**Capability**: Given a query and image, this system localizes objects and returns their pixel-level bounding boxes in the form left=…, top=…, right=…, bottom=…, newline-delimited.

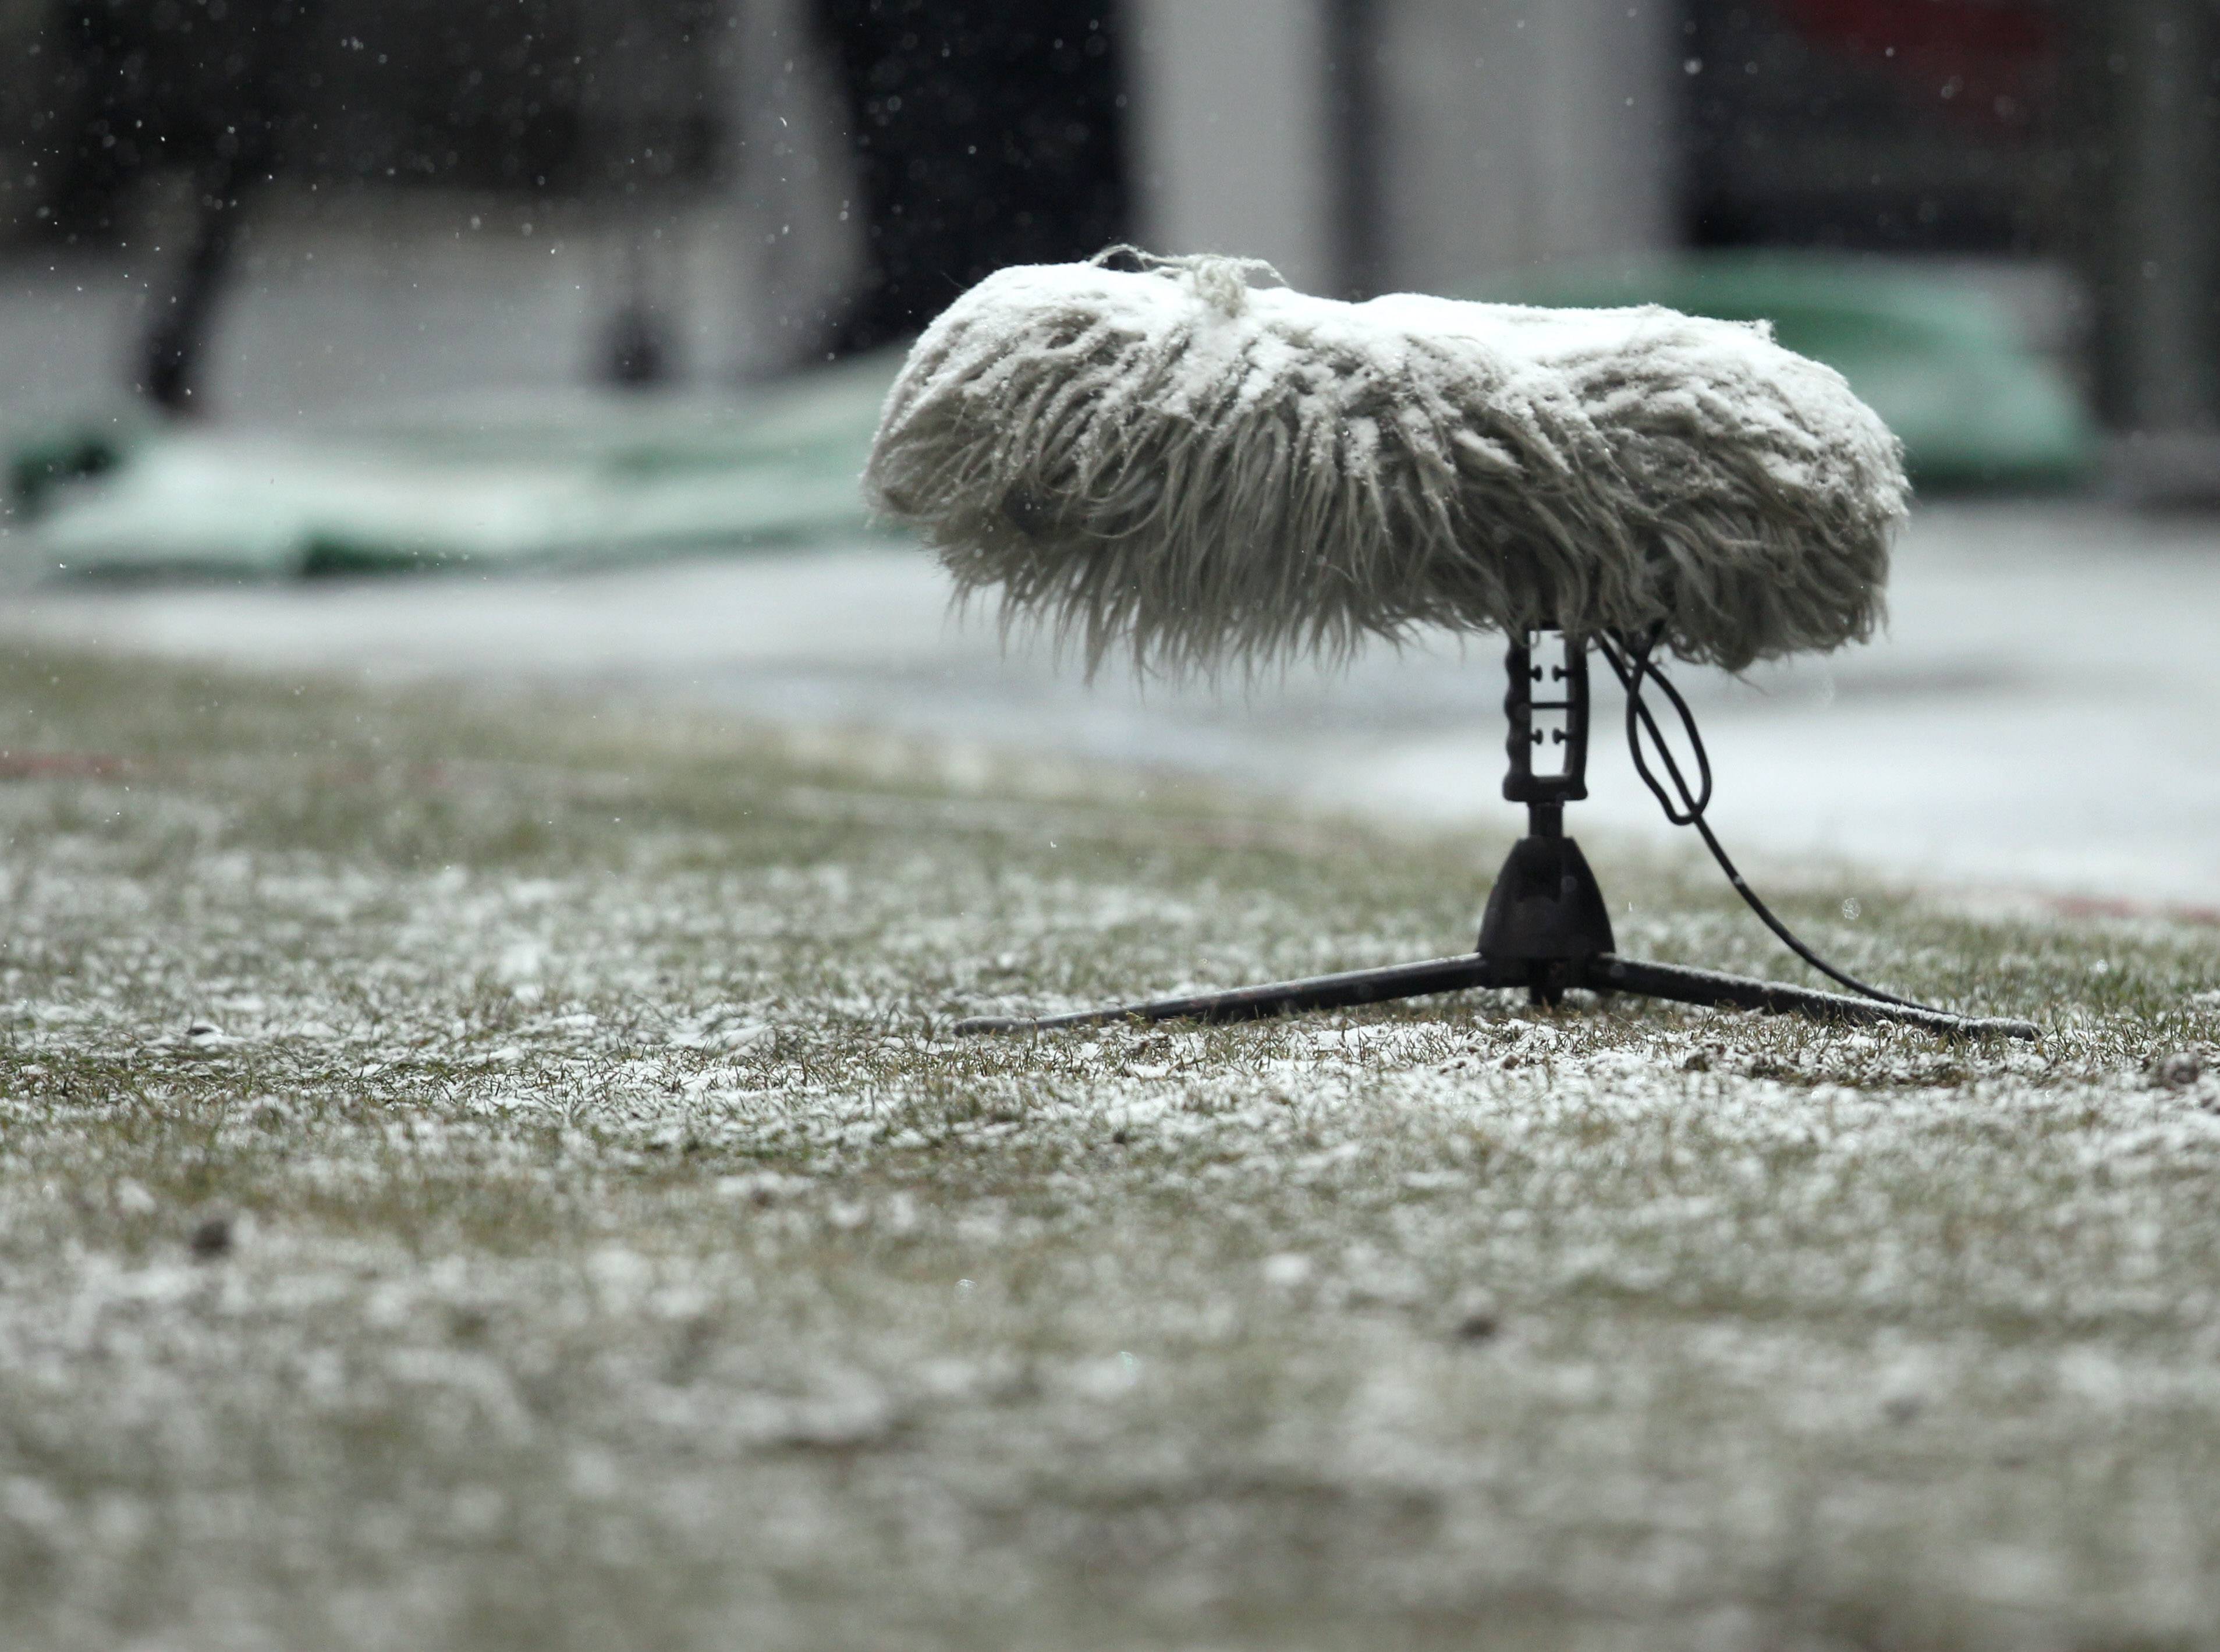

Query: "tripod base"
left=952, top=825, right=2039, bottom=1041
left=953, top=633, right=2040, bottom=1041
left=952, top=949, right=2037, bottom=1040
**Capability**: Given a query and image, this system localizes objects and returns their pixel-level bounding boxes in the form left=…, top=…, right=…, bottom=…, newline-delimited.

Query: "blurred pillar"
left=1370, top=0, right=1679, bottom=293
left=2073, top=0, right=2220, bottom=449
left=730, top=0, right=865, bottom=373
left=1326, top=0, right=1386, bottom=297
left=1111, top=0, right=1676, bottom=300
left=1126, top=0, right=1339, bottom=293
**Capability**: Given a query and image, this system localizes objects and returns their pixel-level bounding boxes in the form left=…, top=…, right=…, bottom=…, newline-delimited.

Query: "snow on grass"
left=0, top=641, right=2216, bottom=1650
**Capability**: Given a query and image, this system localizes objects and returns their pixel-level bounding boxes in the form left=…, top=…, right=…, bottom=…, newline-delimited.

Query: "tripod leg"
left=1587, top=955, right=2038, bottom=1040
left=954, top=952, right=1522, bottom=1034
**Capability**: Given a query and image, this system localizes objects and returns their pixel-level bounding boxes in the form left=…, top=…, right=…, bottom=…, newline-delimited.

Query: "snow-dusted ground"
left=1, top=526, right=2215, bottom=1652
left=0, top=674, right=2198, bottom=1651
left=2, top=498, right=2215, bottom=914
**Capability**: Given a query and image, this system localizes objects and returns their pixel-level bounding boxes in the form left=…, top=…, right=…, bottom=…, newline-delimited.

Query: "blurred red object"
left=1769, top=0, right=2058, bottom=127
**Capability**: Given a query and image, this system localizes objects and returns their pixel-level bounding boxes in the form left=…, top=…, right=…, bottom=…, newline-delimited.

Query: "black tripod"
left=955, top=630, right=2038, bottom=1041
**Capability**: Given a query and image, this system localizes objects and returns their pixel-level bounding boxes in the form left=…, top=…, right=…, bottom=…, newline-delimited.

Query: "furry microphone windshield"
left=864, top=251, right=1908, bottom=676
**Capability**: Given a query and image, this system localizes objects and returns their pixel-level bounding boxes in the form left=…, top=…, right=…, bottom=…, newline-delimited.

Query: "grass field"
left=1, top=640, right=2217, bottom=1651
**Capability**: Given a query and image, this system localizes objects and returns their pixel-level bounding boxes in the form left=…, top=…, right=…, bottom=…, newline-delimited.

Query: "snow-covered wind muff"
left=866, top=249, right=2037, bottom=1041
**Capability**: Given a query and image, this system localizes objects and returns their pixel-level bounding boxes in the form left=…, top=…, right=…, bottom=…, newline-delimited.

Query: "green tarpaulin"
left=1474, top=251, right=2096, bottom=488
left=2, top=254, right=2094, bottom=583
left=2, top=348, right=903, bottom=578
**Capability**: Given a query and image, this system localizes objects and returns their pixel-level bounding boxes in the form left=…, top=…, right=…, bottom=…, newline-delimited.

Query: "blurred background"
left=9, top=0, right=2203, bottom=454
left=2, top=0, right=2218, bottom=914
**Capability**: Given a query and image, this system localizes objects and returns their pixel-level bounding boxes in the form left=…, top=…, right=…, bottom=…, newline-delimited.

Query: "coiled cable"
left=1591, top=628, right=1949, bottom=1016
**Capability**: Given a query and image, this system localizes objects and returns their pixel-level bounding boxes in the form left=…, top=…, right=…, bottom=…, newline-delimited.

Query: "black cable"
left=1593, top=629, right=1949, bottom=1015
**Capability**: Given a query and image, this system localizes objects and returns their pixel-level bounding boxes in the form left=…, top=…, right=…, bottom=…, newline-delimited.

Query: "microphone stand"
left=955, top=630, right=2037, bottom=1041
